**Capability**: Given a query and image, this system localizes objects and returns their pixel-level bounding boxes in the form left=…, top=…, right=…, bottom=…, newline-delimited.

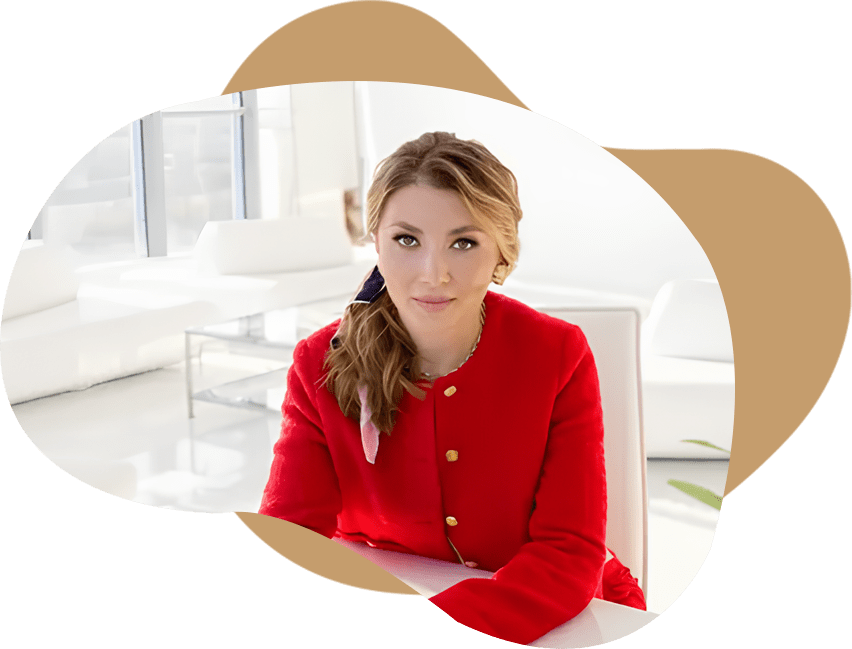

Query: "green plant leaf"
left=667, top=479, right=723, bottom=510
left=681, top=439, right=731, bottom=454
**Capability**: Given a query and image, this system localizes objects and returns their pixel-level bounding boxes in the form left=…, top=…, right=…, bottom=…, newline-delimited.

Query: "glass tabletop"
left=192, top=367, right=289, bottom=413
left=184, top=295, right=351, bottom=417
left=185, top=295, right=349, bottom=348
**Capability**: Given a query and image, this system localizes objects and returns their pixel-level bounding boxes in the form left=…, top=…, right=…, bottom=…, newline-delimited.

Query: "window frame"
left=28, top=90, right=262, bottom=256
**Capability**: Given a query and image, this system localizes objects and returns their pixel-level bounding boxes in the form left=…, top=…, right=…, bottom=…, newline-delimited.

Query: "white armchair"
left=538, top=307, right=648, bottom=596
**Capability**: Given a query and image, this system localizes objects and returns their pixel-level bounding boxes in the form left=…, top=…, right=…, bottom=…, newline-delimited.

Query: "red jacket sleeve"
left=429, top=329, right=607, bottom=645
left=258, top=339, right=341, bottom=538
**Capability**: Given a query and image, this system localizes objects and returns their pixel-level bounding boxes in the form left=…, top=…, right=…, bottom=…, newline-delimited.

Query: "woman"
left=259, top=132, right=645, bottom=645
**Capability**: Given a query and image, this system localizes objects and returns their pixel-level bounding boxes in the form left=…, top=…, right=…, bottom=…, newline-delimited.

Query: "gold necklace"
left=421, top=302, right=486, bottom=379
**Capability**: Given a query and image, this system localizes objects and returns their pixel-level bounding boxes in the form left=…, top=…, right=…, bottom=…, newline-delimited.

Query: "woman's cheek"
left=466, top=255, right=496, bottom=285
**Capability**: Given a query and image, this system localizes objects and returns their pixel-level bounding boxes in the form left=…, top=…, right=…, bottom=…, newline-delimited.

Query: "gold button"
left=445, top=516, right=458, bottom=526
left=445, top=450, right=459, bottom=462
left=444, top=386, right=457, bottom=397
left=464, top=561, right=479, bottom=569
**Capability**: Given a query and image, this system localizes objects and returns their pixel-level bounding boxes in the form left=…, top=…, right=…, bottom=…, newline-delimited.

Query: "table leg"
left=185, top=332, right=194, bottom=419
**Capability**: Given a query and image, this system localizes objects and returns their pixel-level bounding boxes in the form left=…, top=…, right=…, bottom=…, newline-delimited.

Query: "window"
left=161, top=94, right=242, bottom=255
left=34, top=123, right=136, bottom=263
left=31, top=91, right=268, bottom=260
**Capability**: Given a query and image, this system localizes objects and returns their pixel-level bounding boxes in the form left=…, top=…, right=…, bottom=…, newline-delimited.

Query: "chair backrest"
left=537, top=306, right=648, bottom=595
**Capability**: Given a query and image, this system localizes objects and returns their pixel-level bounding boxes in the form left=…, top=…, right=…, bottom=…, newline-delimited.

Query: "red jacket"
left=259, top=291, right=645, bottom=644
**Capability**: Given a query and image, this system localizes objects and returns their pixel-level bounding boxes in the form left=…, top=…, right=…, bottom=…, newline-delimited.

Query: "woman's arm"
left=429, top=328, right=607, bottom=645
left=259, top=339, right=342, bottom=539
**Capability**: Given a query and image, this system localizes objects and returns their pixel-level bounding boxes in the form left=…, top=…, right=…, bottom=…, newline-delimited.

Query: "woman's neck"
left=411, top=304, right=484, bottom=379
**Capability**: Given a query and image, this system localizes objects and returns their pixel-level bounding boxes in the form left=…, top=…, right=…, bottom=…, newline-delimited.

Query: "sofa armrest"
left=643, top=279, right=733, bottom=363
left=2, top=241, right=79, bottom=321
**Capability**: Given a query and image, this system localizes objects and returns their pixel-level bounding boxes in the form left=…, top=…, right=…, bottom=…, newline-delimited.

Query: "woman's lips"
left=413, top=297, right=454, bottom=313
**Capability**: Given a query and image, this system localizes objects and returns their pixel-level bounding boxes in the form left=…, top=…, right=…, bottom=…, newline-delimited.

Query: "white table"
left=334, top=539, right=657, bottom=647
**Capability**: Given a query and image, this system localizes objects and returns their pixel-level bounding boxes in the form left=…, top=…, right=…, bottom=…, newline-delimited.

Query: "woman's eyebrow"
left=387, top=221, right=483, bottom=236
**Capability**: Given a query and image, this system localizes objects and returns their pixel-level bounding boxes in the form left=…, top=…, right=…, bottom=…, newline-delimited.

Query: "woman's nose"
left=420, top=250, right=451, bottom=285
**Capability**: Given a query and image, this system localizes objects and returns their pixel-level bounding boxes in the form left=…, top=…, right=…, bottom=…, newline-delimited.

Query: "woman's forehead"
left=379, top=185, right=477, bottom=231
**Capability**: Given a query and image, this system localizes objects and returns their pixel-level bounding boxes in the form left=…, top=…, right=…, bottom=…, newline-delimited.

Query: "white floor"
left=10, top=351, right=728, bottom=615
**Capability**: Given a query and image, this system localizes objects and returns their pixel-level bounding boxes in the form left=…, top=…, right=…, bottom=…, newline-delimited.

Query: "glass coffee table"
left=184, top=295, right=348, bottom=418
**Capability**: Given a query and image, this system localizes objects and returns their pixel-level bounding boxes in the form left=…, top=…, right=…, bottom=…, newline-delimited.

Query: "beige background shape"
left=222, top=1, right=527, bottom=108
left=605, top=148, right=850, bottom=495
left=237, top=513, right=418, bottom=594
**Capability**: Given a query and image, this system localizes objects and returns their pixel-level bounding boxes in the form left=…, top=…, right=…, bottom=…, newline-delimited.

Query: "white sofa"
left=1, top=216, right=375, bottom=405
left=640, top=280, right=734, bottom=458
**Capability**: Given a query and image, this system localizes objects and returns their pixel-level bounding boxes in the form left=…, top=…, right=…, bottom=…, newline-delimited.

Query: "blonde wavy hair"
left=323, top=132, right=522, bottom=434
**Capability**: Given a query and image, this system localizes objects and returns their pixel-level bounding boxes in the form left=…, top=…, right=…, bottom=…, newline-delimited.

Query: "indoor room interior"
left=1, top=81, right=732, bottom=622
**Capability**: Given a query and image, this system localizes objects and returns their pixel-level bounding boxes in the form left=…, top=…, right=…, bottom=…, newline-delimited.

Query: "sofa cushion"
left=644, top=279, right=733, bottom=363
left=2, top=241, right=80, bottom=321
left=193, top=216, right=354, bottom=276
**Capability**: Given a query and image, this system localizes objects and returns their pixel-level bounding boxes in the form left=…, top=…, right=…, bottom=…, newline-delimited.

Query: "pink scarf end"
left=357, top=384, right=380, bottom=464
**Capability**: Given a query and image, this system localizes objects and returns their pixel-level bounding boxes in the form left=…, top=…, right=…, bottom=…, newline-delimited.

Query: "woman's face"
left=375, top=184, right=500, bottom=335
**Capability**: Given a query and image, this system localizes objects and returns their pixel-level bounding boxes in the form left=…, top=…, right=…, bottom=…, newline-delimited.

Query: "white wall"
left=357, top=81, right=716, bottom=302
left=257, top=85, right=297, bottom=220
left=290, top=82, right=359, bottom=214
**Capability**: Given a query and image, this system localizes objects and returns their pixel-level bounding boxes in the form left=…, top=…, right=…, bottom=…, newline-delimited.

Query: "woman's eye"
left=394, top=234, right=418, bottom=247
left=392, top=235, right=476, bottom=249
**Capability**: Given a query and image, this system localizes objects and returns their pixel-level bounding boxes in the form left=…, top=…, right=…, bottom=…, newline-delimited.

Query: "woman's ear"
left=372, top=231, right=380, bottom=255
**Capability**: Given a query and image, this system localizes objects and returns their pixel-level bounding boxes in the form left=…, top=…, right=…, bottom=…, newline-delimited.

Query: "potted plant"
left=667, top=440, right=730, bottom=510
